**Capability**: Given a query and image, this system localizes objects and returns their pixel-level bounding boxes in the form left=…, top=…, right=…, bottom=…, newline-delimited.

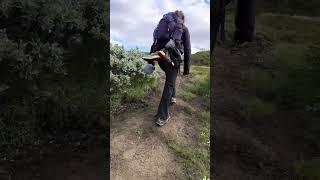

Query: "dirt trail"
left=111, top=69, right=200, bottom=180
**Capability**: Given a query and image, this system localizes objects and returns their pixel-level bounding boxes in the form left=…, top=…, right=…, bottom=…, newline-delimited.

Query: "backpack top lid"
left=163, top=12, right=175, bottom=22
left=163, top=12, right=184, bottom=23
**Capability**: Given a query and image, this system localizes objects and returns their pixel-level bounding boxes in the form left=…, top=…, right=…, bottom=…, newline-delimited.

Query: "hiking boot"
left=156, top=116, right=171, bottom=127
left=170, top=97, right=177, bottom=105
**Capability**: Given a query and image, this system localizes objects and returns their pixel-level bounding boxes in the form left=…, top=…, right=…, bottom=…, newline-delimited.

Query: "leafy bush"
left=0, top=0, right=107, bottom=153
left=110, top=44, right=158, bottom=112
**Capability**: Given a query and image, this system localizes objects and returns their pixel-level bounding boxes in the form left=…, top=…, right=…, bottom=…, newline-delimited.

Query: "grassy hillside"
left=191, top=51, right=210, bottom=66
left=257, top=0, right=320, bottom=17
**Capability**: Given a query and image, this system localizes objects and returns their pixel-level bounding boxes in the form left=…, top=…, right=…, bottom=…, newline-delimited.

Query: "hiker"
left=149, top=10, right=191, bottom=126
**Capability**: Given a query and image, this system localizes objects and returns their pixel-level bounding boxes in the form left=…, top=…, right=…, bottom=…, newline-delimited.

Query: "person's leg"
left=234, top=0, right=256, bottom=44
left=172, top=86, right=176, bottom=98
left=157, top=67, right=178, bottom=121
left=220, top=0, right=226, bottom=42
left=156, top=84, right=172, bottom=120
left=170, top=84, right=177, bottom=105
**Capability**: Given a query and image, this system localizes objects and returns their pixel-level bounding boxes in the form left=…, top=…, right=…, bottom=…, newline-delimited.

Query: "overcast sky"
left=110, top=0, right=210, bottom=53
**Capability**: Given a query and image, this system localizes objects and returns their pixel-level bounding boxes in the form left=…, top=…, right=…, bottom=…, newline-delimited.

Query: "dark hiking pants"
left=234, top=0, right=256, bottom=43
left=150, top=40, right=179, bottom=120
left=157, top=64, right=178, bottom=120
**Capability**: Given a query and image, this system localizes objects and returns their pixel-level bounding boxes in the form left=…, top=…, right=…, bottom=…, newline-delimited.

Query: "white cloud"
left=110, top=37, right=122, bottom=46
left=110, top=0, right=210, bottom=54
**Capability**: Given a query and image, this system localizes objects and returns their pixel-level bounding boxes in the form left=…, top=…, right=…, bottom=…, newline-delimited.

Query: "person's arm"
left=183, top=27, right=191, bottom=75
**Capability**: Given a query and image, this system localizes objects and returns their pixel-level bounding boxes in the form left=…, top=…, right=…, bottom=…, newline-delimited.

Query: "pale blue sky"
left=110, top=0, right=210, bottom=53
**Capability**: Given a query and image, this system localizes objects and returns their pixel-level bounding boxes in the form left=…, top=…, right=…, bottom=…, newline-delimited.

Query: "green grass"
left=225, top=11, right=320, bottom=177
left=192, top=66, right=210, bottom=75
left=293, top=159, right=320, bottom=180
left=186, top=75, right=209, bottom=97
left=256, top=0, right=320, bottom=17
left=184, top=92, right=197, bottom=101
left=256, top=14, right=320, bottom=44
left=226, top=12, right=320, bottom=44
left=169, top=109, right=210, bottom=179
left=169, top=142, right=209, bottom=180
left=170, top=111, right=210, bottom=179
left=184, top=66, right=210, bottom=98
left=200, top=111, right=210, bottom=123
left=239, top=96, right=275, bottom=123
left=111, top=77, right=158, bottom=112
left=171, top=65, right=210, bottom=179
left=226, top=12, right=320, bottom=111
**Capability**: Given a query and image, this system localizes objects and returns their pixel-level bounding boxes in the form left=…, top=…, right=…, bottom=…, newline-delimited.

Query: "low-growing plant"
left=186, top=75, right=210, bottom=97
left=169, top=143, right=209, bottom=180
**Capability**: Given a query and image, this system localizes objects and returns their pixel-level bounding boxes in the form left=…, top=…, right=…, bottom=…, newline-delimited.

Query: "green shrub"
left=110, top=44, right=158, bottom=112
left=0, top=0, right=107, bottom=152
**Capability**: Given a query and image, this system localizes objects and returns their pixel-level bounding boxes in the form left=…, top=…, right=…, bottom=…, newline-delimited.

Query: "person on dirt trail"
left=149, top=10, right=191, bottom=127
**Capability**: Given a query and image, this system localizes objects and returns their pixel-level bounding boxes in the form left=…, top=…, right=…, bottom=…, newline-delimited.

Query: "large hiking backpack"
left=153, top=12, right=184, bottom=44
